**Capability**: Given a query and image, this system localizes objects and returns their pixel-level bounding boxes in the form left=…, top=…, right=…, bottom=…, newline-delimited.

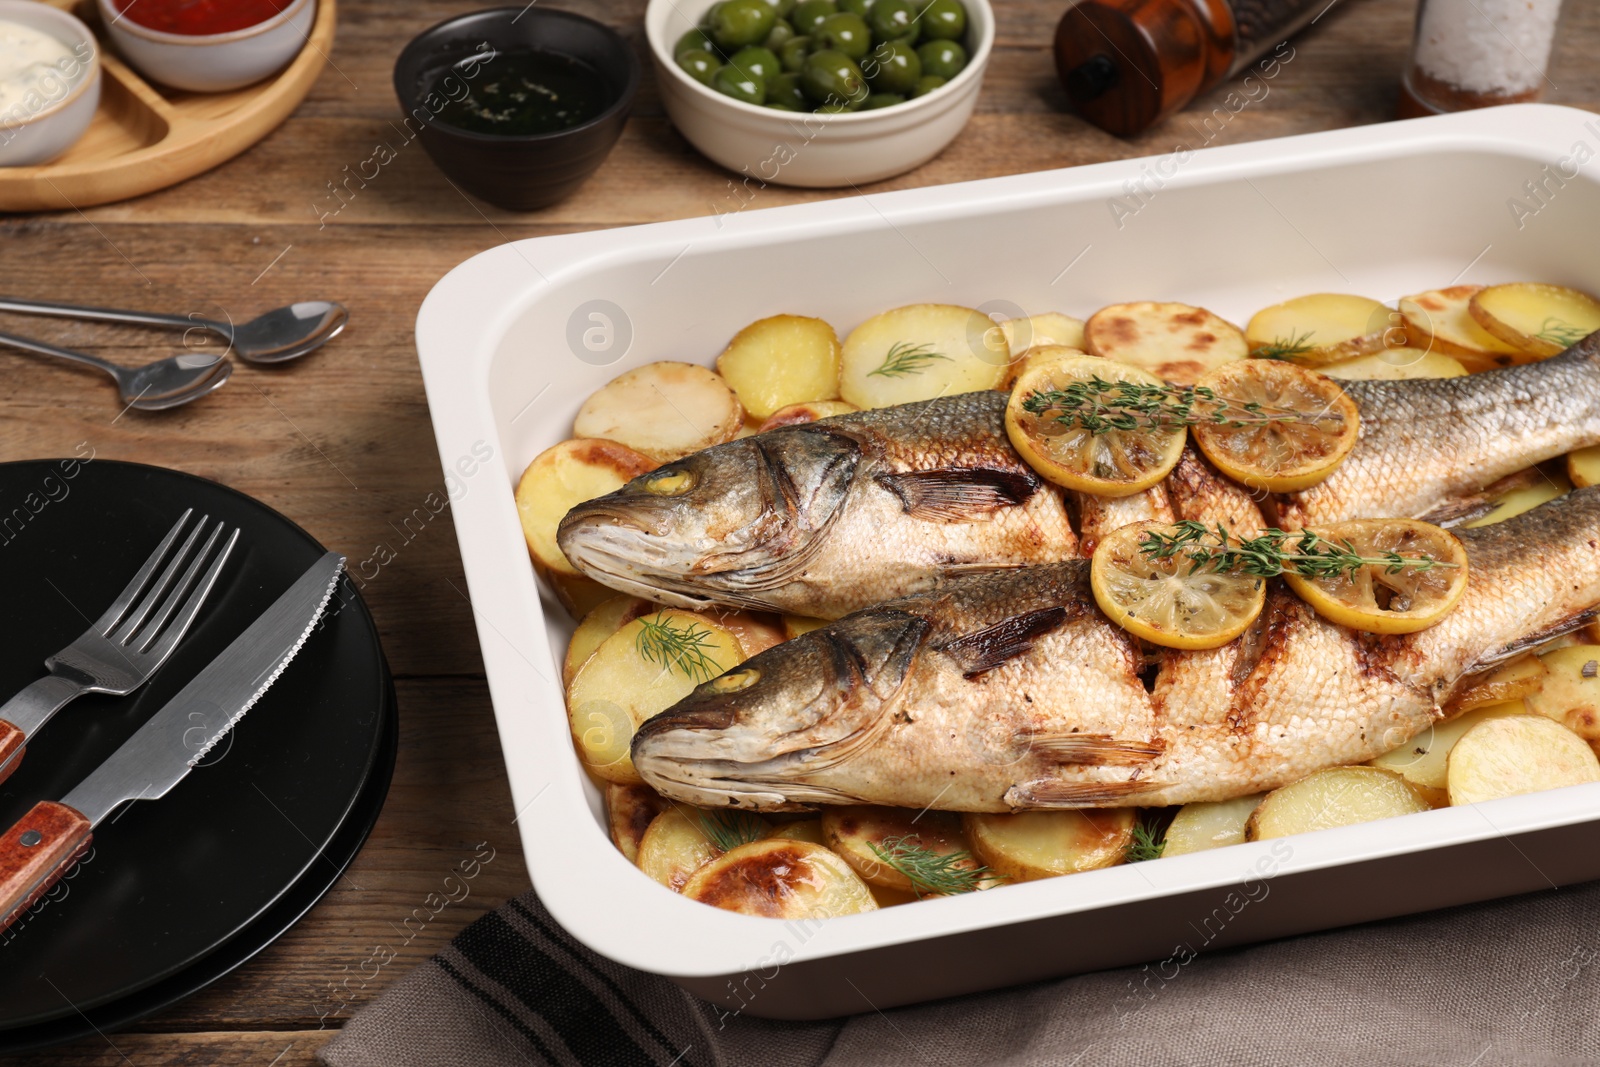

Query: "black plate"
left=0, top=681, right=396, bottom=1053
left=0, top=460, right=392, bottom=1030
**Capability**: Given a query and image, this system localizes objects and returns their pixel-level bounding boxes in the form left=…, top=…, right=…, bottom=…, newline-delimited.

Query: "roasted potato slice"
left=1245, top=293, right=1393, bottom=365
left=1445, top=654, right=1547, bottom=715
left=716, top=315, right=843, bottom=420
left=638, top=807, right=718, bottom=890
left=1369, top=701, right=1530, bottom=794
left=1569, top=446, right=1600, bottom=489
left=573, top=361, right=743, bottom=463
left=1447, top=715, right=1600, bottom=806
left=840, top=304, right=1010, bottom=408
left=757, top=400, right=857, bottom=431
left=962, top=809, right=1135, bottom=882
left=516, top=438, right=655, bottom=578
left=1461, top=469, right=1570, bottom=528
left=1000, top=312, right=1086, bottom=360
left=566, top=610, right=742, bottom=783
left=706, top=609, right=787, bottom=658
left=1320, top=348, right=1467, bottom=380
left=1469, top=283, right=1600, bottom=358
left=682, top=839, right=878, bottom=918
left=607, top=783, right=672, bottom=865
left=769, top=819, right=827, bottom=845
left=564, top=595, right=653, bottom=688
left=538, top=565, right=618, bottom=620
left=822, top=807, right=988, bottom=894
left=997, top=344, right=1094, bottom=390
left=783, top=615, right=829, bottom=640
left=1246, top=767, right=1431, bottom=840
left=1162, top=794, right=1265, bottom=856
left=1084, top=301, right=1247, bottom=384
left=1525, top=645, right=1600, bottom=746
left=1399, top=286, right=1525, bottom=369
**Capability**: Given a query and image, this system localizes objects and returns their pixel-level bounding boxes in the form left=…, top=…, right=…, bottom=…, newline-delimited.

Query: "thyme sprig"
left=1020, top=377, right=1340, bottom=435
left=1534, top=317, right=1590, bottom=349
left=868, top=835, right=998, bottom=896
left=1138, top=520, right=1458, bottom=582
left=1125, top=822, right=1166, bottom=863
left=636, top=614, right=722, bottom=682
left=698, top=809, right=768, bottom=853
left=869, top=341, right=950, bottom=378
left=1248, top=330, right=1317, bottom=361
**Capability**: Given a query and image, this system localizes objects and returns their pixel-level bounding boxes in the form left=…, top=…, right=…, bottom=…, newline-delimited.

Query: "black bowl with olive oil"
left=395, top=7, right=640, bottom=211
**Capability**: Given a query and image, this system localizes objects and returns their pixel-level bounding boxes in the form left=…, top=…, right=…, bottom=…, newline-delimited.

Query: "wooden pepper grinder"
left=1054, top=0, right=1327, bottom=137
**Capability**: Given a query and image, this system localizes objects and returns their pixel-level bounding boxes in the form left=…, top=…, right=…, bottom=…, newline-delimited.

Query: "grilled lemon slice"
left=1090, top=522, right=1266, bottom=649
left=1006, top=354, right=1186, bottom=498
left=1191, top=360, right=1359, bottom=493
left=1282, top=519, right=1468, bottom=634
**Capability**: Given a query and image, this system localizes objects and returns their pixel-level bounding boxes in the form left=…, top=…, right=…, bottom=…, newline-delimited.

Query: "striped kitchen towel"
left=319, top=881, right=1600, bottom=1067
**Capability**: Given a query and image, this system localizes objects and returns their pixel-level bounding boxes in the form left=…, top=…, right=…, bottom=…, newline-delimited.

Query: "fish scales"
left=632, top=487, right=1600, bottom=811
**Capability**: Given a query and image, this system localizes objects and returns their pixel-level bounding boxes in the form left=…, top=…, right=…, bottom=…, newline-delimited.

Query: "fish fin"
left=1029, top=733, right=1165, bottom=766
left=1004, top=777, right=1157, bottom=808
left=876, top=468, right=1038, bottom=522
left=1474, top=605, right=1600, bottom=667
left=1420, top=469, right=1544, bottom=528
left=939, top=606, right=1071, bottom=676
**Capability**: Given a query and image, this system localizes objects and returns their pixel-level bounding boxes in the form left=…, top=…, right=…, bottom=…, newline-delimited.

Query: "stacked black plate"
left=0, top=460, right=396, bottom=1053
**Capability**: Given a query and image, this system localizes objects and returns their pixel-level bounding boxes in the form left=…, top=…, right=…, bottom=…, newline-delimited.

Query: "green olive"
left=710, top=0, right=778, bottom=49
left=766, top=70, right=810, bottom=109
left=755, top=0, right=797, bottom=15
left=861, top=91, right=905, bottom=109
left=800, top=48, right=867, bottom=107
left=917, top=0, right=966, bottom=40
left=867, top=0, right=917, bottom=41
left=909, top=73, right=946, bottom=97
left=790, top=0, right=837, bottom=35
left=815, top=12, right=870, bottom=59
left=699, top=1, right=725, bottom=28
left=837, top=0, right=874, bottom=15
left=916, top=38, right=966, bottom=79
left=763, top=17, right=795, bottom=50
left=675, top=27, right=716, bottom=57
left=711, top=63, right=767, bottom=103
left=676, top=48, right=724, bottom=85
left=728, top=45, right=782, bottom=84
left=779, top=35, right=813, bottom=71
left=864, top=38, right=919, bottom=93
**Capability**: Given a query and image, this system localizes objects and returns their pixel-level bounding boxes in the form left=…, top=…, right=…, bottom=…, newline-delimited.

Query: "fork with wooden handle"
left=0, top=510, right=238, bottom=785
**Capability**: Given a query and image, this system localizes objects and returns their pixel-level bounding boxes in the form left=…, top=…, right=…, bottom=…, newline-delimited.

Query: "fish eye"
left=704, top=668, right=759, bottom=694
left=642, top=468, right=696, bottom=496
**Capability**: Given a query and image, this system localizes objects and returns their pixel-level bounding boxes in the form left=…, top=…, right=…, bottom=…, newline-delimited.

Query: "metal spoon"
left=0, top=331, right=233, bottom=410
left=0, top=297, right=348, bottom=364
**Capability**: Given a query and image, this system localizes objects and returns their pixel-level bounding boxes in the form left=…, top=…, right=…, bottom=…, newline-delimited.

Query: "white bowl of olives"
left=645, top=0, right=992, bottom=187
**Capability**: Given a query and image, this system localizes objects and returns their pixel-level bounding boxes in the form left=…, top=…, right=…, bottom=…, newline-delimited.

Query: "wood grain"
left=0, top=0, right=1595, bottom=1060
left=0, top=801, right=93, bottom=933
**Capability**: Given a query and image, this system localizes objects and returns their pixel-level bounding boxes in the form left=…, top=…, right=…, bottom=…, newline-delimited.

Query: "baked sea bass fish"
left=630, top=488, right=1600, bottom=812
left=559, top=334, right=1600, bottom=618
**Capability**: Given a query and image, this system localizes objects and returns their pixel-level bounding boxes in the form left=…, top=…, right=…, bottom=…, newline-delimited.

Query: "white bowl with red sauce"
left=96, top=0, right=314, bottom=93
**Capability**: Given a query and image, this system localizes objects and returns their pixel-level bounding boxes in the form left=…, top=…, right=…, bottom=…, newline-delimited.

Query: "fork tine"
left=91, top=508, right=194, bottom=634
left=126, top=520, right=227, bottom=653
left=135, top=526, right=239, bottom=663
left=109, top=513, right=211, bottom=644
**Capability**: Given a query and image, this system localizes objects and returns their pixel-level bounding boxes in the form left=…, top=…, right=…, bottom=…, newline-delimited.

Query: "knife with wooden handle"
left=0, top=551, right=344, bottom=935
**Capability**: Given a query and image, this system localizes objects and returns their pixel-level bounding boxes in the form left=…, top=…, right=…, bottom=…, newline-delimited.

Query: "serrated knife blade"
left=0, top=551, right=344, bottom=933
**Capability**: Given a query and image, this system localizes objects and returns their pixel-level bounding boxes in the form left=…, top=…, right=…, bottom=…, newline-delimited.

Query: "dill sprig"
left=1534, top=317, right=1589, bottom=349
left=1020, top=377, right=1340, bottom=435
left=1125, top=822, right=1166, bottom=863
left=1138, top=520, right=1458, bottom=582
left=869, top=341, right=950, bottom=378
left=868, top=835, right=997, bottom=896
left=698, top=809, right=768, bottom=853
left=635, top=614, right=722, bottom=682
left=1248, top=330, right=1316, bottom=361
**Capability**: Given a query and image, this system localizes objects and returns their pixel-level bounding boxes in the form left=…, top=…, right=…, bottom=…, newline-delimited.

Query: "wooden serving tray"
left=0, top=0, right=334, bottom=212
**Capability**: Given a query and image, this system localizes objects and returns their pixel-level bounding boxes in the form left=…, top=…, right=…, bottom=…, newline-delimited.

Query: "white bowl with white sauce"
left=0, top=1, right=100, bottom=168
left=416, top=104, right=1600, bottom=1018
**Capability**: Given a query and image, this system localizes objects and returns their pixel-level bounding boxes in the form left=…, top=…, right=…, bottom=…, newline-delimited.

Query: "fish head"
left=556, top=428, right=861, bottom=610
left=631, top=609, right=930, bottom=810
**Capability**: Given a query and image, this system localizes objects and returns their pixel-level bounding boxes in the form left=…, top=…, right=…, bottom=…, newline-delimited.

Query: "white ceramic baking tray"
left=417, top=103, right=1600, bottom=1019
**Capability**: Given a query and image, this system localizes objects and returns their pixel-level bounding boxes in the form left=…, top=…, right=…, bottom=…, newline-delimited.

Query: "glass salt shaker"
left=1399, top=0, right=1563, bottom=116
left=1054, top=0, right=1329, bottom=137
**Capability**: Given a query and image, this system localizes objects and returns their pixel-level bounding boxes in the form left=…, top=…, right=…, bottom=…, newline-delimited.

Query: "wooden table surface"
left=1, top=0, right=1596, bottom=1062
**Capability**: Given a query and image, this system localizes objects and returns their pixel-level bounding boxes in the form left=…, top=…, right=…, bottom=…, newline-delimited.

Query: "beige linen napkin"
left=319, top=882, right=1600, bottom=1067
